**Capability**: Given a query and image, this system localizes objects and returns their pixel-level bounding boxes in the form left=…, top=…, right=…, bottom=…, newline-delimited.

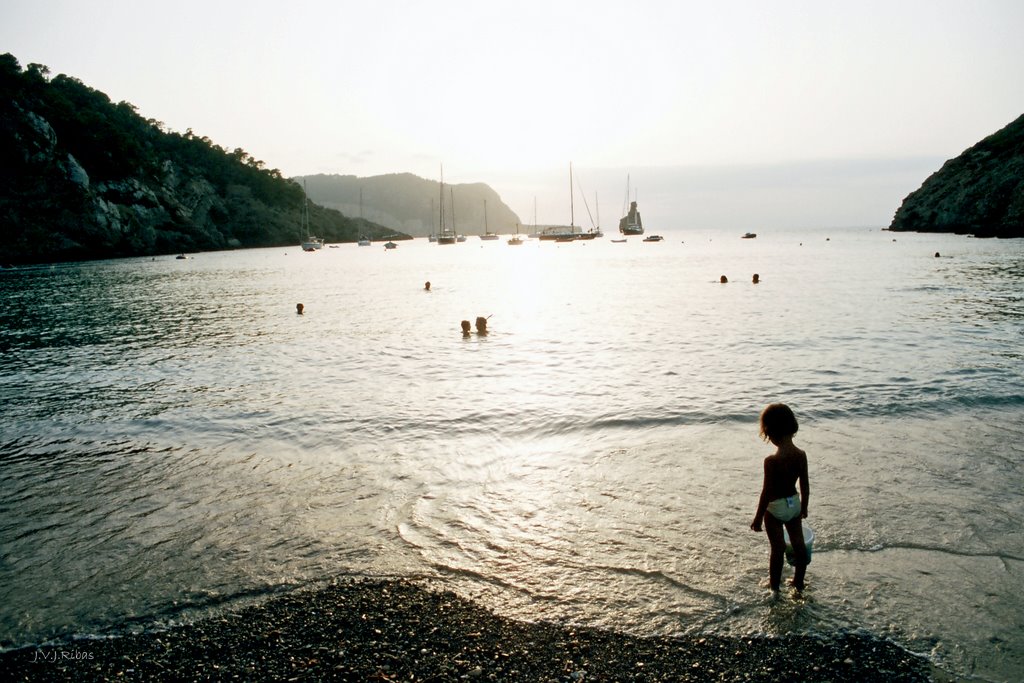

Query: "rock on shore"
left=889, top=113, right=1024, bottom=238
left=0, top=578, right=936, bottom=682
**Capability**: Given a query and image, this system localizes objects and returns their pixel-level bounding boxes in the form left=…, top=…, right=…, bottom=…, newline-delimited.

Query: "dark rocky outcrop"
left=889, top=113, right=1024, bottom=238
left=0, top=54, right=396, bottom=265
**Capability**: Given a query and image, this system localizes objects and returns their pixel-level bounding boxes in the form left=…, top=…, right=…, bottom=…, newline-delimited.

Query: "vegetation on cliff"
left=0, top=53, right=394, bottom=264
left=889, top=113, right=1024, bottom=238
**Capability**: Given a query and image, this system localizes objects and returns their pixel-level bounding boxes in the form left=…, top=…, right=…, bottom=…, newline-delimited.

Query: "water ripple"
left=2, top=234, right=1023, bottom=682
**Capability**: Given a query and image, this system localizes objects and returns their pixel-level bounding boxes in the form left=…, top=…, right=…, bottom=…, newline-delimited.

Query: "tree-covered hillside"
left=0, top=53, right=395, bottom=264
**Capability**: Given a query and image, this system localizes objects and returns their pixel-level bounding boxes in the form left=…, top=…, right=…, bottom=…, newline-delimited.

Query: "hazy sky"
left=4, top=0, right=1023, bottom=230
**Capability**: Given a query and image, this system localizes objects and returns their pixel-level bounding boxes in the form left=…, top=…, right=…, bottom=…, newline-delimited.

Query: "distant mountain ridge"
left=300, top=173, right=522, bottom=237
left=889, top=113, right=1024, bottom=238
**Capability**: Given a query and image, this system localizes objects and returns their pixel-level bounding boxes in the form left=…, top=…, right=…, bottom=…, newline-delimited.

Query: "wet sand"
left=0, top=578, right=937, bottom=682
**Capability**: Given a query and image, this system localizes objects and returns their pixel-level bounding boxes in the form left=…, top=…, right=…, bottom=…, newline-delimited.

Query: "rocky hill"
left=0, top=53, right=396, bottom=265
left=300, top=173, right=521, bottom=237
left=889, top=113, right=1024, bottom=238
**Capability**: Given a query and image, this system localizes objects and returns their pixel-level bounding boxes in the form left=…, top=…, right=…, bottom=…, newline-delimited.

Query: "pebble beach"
left=0, top=578, right=937, bottom=682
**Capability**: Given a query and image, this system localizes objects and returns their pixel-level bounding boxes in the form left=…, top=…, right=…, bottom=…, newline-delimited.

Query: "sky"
left=3, top=0, right=1024, bottom=231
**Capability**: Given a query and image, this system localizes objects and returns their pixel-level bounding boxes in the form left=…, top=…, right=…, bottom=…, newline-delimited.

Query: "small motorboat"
left=384, top=241, right=398, bottom=250
left=742, top=232, right=757, bottom=239
left=642, top=235, right=664, bottom=242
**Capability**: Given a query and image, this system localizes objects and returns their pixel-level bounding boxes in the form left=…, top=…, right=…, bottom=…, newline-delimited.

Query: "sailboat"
left=479, top=200, right=499, bottom=240
left=452, top=188, right=466, bottom=241
left=526, top=197, right=541, bottom=239
left=300, top=180, right=323, bottom=251
left=507, top=222, right=524, bottom=245
left=427, top=198, right=437, bottom=242
left=575, top=188, right=602, bottom=240
left=436, top=165, right=456, bottom=245
left=539, top=163, right=581, bottom=241
left=357, top=188, right=371, bottom=246
left=618, top=175, right=644, bottom=236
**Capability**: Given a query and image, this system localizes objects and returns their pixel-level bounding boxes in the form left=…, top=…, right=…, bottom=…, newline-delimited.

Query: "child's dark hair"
left=759, top=403, right=798, bottom=442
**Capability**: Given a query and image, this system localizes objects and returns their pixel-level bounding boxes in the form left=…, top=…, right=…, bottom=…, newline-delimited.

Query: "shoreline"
left=0, top=578, right=938, bottom=682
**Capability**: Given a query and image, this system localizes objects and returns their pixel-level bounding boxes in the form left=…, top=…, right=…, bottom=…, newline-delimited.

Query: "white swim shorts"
left=767, top=495, right=801, bottom=522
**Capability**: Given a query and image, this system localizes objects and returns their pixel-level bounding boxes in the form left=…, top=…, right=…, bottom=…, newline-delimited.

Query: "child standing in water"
left=750, top=403, right=810, bottom=593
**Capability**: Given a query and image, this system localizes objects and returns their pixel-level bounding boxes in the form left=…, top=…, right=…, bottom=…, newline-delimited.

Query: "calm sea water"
left=1, top=227, right=1022, bottom=681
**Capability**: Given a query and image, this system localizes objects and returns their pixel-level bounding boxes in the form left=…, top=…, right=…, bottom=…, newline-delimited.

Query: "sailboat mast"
left=623, top=174, right=630, bottom=217
left=303, top=179, right=309, bottom=238
left=569, top=162, right=575, bottom=227
left=439, top=164, right=445, bottom=234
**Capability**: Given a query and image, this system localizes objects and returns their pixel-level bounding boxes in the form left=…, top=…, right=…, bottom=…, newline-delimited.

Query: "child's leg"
left=784, top=519, right=808, bottom=590
left=763, top=514, right=786, bottom=591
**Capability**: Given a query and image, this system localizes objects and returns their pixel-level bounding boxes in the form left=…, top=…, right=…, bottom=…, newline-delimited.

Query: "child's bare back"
left=750, top=403, right=810, bottom=593
left=762, top=445, right=807, bottom=503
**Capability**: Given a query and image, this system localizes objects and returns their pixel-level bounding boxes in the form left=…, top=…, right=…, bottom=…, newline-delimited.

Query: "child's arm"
left=750, top=458, right=770, bottom=531
left=799, top=453, right=810, bottom=518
